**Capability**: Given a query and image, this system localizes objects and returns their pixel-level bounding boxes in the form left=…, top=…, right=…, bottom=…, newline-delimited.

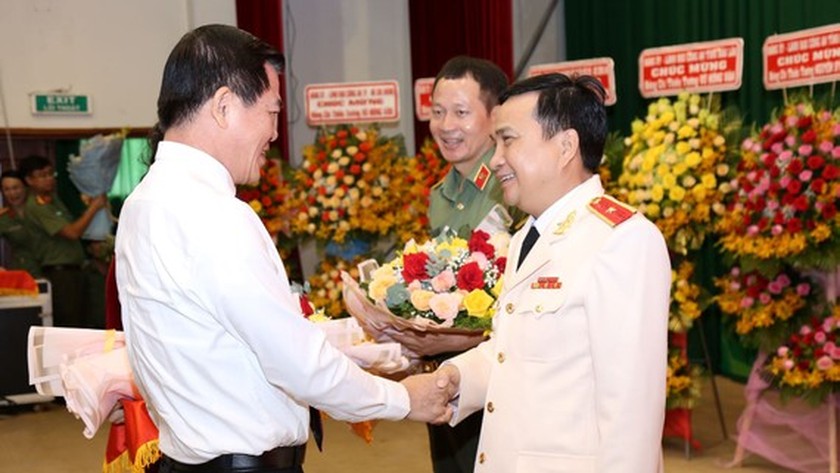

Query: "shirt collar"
left=155, top=141, right=236, bottom=195
left=440, top=147, right=495, bottom=202
left=529, top=175, right=603, bottom=235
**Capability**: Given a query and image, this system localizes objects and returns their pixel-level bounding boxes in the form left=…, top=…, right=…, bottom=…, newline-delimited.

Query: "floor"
left=0, top=376, right=794, bottom=472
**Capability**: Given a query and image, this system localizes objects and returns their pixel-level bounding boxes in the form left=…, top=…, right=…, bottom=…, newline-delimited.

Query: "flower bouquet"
left=284, top=124, right=406, bottom=244
left=669, top=259, right=707, bottom=333
left=764, top=310, right=840, bottom=405
left=342, top=229, right=509, bottom=359
left=714, top=265, right=816, bottom=352
left=617, top=92, right=739, bottom=254
left=67, top=131, right=126, bottom=240
left=716, top=99, right=840, bottom=270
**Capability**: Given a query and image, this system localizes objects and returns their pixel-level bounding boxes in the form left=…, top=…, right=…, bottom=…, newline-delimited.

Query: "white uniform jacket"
left=447, top=177, right=671, bottom=473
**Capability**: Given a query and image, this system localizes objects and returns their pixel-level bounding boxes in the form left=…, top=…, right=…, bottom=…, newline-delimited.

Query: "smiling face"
left=1, top=176, right=27, bottom=207
left=490, top=92, right=579, bottom=217
left=222, top=63, right=281, bottom=185
left=429, top=76, right=494, bottom=175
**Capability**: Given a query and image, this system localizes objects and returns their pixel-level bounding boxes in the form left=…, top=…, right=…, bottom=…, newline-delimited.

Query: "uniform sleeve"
left=195, top=207, right=409, bottom=422
left=586, top=218, right=671, bottom=473
left=445, top=333, right=496, bottom=426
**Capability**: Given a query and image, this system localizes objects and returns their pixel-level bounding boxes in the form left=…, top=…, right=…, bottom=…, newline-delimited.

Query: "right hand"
left=400, top=365, right=460, bottom=424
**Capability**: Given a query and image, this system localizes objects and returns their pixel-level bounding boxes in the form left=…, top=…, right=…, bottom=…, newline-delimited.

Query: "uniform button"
left=505, top=303, right=514, bottom=314
left=497, top=352, right=505, bottom=363
left=535, top=304, right=543, bottom=313
left=486, top=401, right=494, bottom=413
left=478, top=452, right=486, bottom=464
left=456, top=202, right=465, bottom=210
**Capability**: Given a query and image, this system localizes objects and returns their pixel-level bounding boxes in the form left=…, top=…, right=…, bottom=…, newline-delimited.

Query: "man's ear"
left=553, top=128, right=580, bottom=168
left=210, top=86, right=233, bottom=128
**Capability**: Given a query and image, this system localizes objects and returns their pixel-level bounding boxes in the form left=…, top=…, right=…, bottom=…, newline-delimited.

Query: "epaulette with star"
left=587, top=195, right=636, bottom=227
left=472, top=163, right=491, bottom=191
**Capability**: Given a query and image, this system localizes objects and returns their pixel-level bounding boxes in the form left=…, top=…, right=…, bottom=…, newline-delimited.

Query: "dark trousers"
left=428, top=410, right=483, bottom=473
left=160, top=457, right=302, bottom=473
left=42, top=265, right=86, bottom=328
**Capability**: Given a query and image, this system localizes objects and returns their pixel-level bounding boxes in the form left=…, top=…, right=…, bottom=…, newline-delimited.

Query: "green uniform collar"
left=439, top=147, right=495, bottom=204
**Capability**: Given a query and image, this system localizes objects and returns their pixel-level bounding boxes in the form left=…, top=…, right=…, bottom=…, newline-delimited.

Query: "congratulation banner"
left=638, top=38, right=744, bottom=98
left=763, top=23, right=840, bottom=90
left=305, top=80, right=400, bottom=125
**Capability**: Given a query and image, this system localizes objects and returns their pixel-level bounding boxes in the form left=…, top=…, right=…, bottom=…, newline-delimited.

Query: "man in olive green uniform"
left=424, top=56, right=522, bottom=473
left=19, top=155, right=106, bottom=327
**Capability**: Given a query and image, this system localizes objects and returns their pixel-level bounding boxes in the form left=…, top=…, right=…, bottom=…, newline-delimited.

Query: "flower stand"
left=727, top=352, right=839, bottom=473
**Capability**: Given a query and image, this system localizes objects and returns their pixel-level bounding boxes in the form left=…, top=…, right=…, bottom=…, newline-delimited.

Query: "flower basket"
left=341, top=271, right=487, bottom=359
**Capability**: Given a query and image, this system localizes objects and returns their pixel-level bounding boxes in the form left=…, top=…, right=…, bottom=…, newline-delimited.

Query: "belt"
left=42, top=264, right=81, bottom=271
left=163, top=445, right=306, bottom=472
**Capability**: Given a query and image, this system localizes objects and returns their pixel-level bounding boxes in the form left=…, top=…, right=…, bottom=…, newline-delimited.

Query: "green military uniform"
left=426, top=147, right=523, bottom=473
left=0, top=210, right=43, bottom=277
left=429, top=149, right=511, bottom=237
left=24, top=194, right=88, bottom=327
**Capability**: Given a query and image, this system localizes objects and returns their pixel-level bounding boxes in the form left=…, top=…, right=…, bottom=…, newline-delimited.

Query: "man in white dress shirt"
left=435, top=74, right=672, bottom=472
left=115, top=24, right=453, bottom=473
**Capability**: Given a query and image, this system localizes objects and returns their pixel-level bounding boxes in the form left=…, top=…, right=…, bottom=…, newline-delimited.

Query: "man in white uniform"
left=116, top=24, right=453, bottom=473
left=437, top=73, right=671, bottom=472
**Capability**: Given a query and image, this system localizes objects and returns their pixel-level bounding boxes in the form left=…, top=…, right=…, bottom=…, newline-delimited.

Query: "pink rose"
left=800, top=325, right=813, bottom=335
left=771, top=224, right=783, bottom=236
left=740, top=297, right=755, bottom=308
left=817, top=356, right=833, bottom=371
left=796, top=283, right=811, bottom=296
left=767, top=281, right=782, bottom=294
left=777, top=346, right=789, bottom=357
left=783, top=359, right=795, bottom=370
left=467, top=251, right=490, bottom=271
left=819, top=141, right=834, bottom=154
left=759, top=293, right=772, bottom=304
left=799, top=170, right=812, bottom=181
left=777, top=274, right=791, bottom=287
left=832, top=346, right=840, bottom=360
left=431, top=269, right=456, bottom=292
left=428, top=292, right=463, bottom=327
left=815, top=331, right=827, bottom=344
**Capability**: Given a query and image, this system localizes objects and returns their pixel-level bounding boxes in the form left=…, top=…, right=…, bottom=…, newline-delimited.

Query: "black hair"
left=17, top=155, right=53, bottom=179
left=0, top=169, right=24, bottom=182
left=149, top=24, right=285, bottom=156
left=433, top=56, right=509, bottom=112
left=500, top=73, right=607, bottom=173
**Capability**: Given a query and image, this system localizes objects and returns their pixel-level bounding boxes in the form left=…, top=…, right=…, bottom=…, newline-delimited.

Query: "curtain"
left=409, top=0, right=514, bottom=146
left=236, top=0, right=290, bottom=162
left=108, top=139, right=151, bottom=202
left=565, top=0, right=840, bottom=135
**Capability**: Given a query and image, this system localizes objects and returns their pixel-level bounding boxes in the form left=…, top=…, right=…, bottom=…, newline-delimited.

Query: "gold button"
left=486, top=401, right=494, bottom=413
left=497, top=352, right=505, bottom=363
left=478, top=452, right=486, bottom=464
left=456, top=202, right=465, bottom=210
left=505, top=303, right=514, bottom=314
left=535, top=304, right=543, bottom=313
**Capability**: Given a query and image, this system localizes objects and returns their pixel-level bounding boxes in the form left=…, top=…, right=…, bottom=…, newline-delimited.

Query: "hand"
left=88, top=194, right=108, bottom=210
left=400, top=366, right=460, bottom=424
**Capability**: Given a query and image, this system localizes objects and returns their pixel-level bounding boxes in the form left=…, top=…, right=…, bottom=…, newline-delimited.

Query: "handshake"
left=399, top=365, right=460, bottom=424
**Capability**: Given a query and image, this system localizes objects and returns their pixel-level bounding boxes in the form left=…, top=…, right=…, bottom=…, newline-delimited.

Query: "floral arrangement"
left=362, top=229, right=509, bottom=330
left=236, top=156, right=292, bottom=237
left=669, top=260, right=706, bottom=333
left=386, top=137, right=451, bottom=244
left=284, top=124, right=404, bottom=243
left=716, top=99, right=840, bottom=269
left=714, top=265, right=815, bottom=352
left=306, top=257, right=364, bottom=319
left=666, top=346, right=703, bottom=409
left=618, top=92, right=738, bottom=254
left=765, top=309, right=840, bottom=404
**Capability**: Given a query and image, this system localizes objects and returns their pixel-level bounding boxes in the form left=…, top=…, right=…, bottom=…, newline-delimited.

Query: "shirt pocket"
left=514, top=290, right=581, bottom=362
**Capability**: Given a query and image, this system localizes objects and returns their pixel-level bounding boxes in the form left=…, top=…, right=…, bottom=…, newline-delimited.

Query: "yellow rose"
left=669, top=186, right=687, bottom=202
left=702, top=173, right=717, bottom=189
left=463, top=290, right=495, bottom=318
left=491, top=276, right=505, bottom=297
left=675, top=141, right=692, bottom=155
left=410, top=289, right=435, bottom=311
left=646, top=203, right=661, bottom=218
left=677, top=125, right=696, bottom=139
left=368, top=275, right=397, bottom=302
left=662, top=173, right=677, bottom=189
left=651, top=185, right=665, bottom=202
left=249, top=200, right=263, bottom=213
left=685, top=152, right=701, bottom=167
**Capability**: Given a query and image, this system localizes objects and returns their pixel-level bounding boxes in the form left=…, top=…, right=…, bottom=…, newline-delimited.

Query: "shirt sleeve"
left=586, top=218, right=671, bottom=473
left=194, top=205, right=409, bottom=422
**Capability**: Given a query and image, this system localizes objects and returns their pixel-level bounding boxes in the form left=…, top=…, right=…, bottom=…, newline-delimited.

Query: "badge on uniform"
left=530, top=276, right=562, bottom=289
left=587, top=195, right=636, bottom=227
left=473, top=163, right=491, bottom=191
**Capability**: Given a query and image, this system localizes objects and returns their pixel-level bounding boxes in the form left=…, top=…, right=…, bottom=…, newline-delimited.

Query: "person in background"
left=436, top=73, right=671, bottom=472
left=116, top=24, right=453, bottom=473
left=19, top=155, right=106, bottom=327
left=0, top=170, right=42, bottom=277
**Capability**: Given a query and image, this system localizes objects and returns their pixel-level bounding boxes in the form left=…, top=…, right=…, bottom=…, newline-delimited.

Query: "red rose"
left=802, top=129, right=818, bottom=144
left=402, top=253, right=430, bottom=283
left=762, top=153, right=777, bottom=166
left=495, top=257, right=507, bottom=274
left=786, top=217, right=803, bottom=234
left=793, top=195, right=809, bottom=212
left=811, top=178, right=827, bottom=193
left=807, top=155, right=825, bottom=170
left=823, top=204, right=837, bottom=219
left=786, top=179, right=802, bottom=195
left=456, top=262, right=485, bottom=291
left=823, top=164, right=840, bottom=180
left=797, top=116, right=813, bottom=129
left=468, top=230, right=495, bottom=259
left=788, top=159, right=804, bottom=174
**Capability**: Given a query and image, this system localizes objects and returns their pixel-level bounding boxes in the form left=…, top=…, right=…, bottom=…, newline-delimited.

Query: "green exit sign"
left=31, top=94, right=92, bottom=114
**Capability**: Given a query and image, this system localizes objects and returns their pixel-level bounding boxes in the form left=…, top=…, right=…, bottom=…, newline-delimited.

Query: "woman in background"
left=0, top=170, right=42, bottom=277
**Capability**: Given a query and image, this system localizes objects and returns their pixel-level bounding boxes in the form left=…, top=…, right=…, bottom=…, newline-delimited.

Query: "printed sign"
left=305, top=81, right=400, bottom=125
left=414, top=77, right=435, bottom=121
left=764, top=23, right=840, bottom=90
left=31, top=94, right=92, bottom=115
left=638, top=38, right=744, bottom=98
left=527, top=58, right=617, bottom=105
